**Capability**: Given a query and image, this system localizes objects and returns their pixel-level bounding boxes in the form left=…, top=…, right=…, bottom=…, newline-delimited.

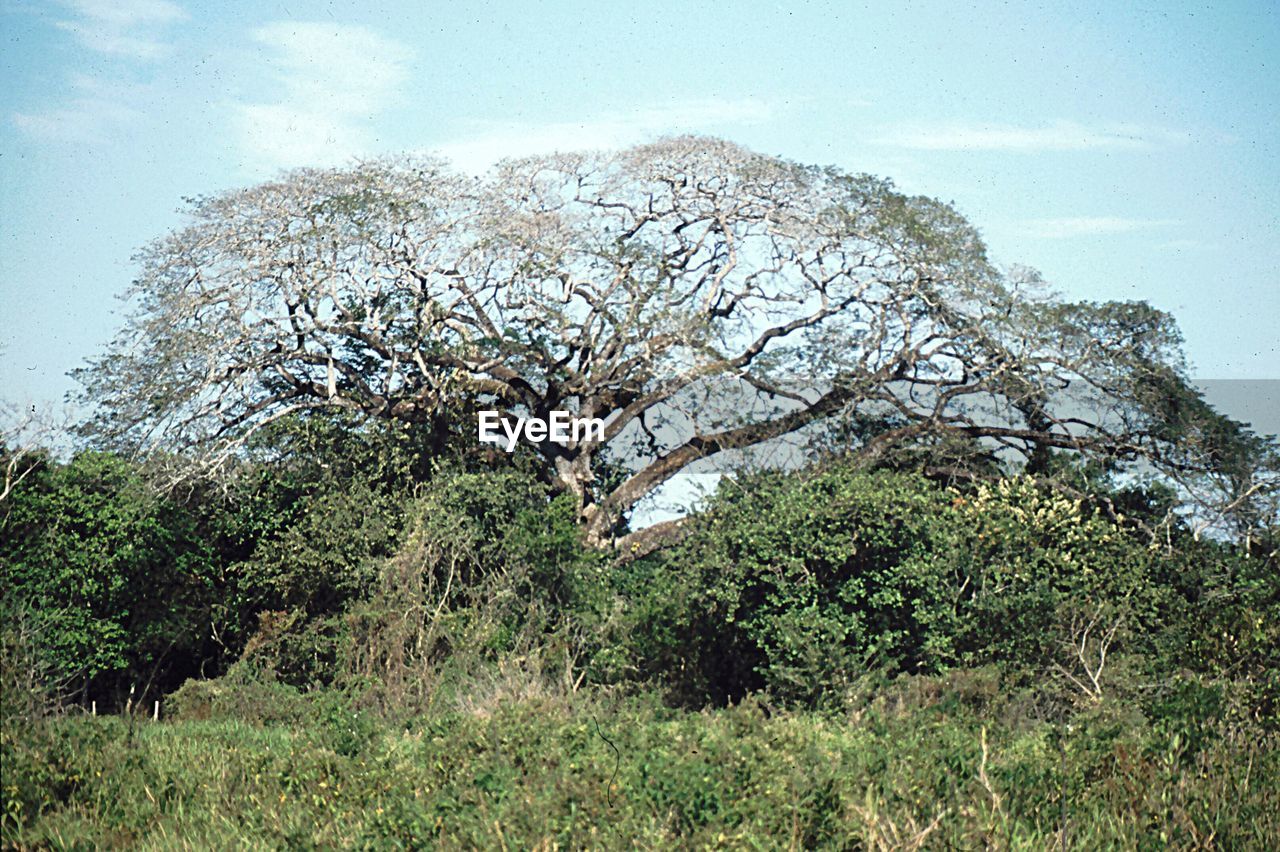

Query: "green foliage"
left=240, top=482, right=402, bottom=617
left=625, top=468, right=957, bottom=705
left=406, top=467, right=607, bottom=617
left=167, top=672, right=376, bottom=755
left=0, top=414, right=445, bottom=707
left=626, top=465, right=1192, bottom=708
left=945, top=477, right=1162, bottom=670
left=202, top=413, right=434, bottom=658
left=4, top=681, right=1276, bottom=848
left=1, top=715, right=122, bottom=834
left=339, top=467, right=614, bottom=715
left=0, top=603, right=67, bottom=722
left=0, top=451, right=217, bottom=704
left=1153, top=543, right=1280, bottom=726
left=4, top=411, right=1276, bottom=848
left=166, top=664, right=312, bottom=727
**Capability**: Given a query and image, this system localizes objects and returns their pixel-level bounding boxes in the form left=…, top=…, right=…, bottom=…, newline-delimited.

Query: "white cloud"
left=878, top=120, right=1191, bottom=152
left=12, top=1, right=184, bottom=141
left=11, top=73, right=144, bottom=143
left=55, top=0, right=186, bottom=60
left=430, top=98, right=775, bottom=174
left=1016, top=217, right=1179, bottom=239
left=231, top=22, right=413, bottom=174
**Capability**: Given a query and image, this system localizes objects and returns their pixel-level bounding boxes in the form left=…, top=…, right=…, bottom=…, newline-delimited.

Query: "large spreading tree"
left=75, top=136, right=1276, bottom=553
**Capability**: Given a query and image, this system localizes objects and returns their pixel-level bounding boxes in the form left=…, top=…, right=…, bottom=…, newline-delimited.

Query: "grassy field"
left=5, top=671, right=1277, bottom=850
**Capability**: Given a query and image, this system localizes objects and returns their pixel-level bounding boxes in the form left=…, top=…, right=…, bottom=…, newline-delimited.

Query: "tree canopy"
left=75, top=136, right=1277, bottom=552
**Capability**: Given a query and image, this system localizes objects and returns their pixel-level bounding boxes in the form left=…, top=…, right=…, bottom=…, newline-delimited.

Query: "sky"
left=2, top=0, right=1278, bottom=436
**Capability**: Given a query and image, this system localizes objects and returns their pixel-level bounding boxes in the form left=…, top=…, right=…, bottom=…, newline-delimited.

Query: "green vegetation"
left=4, top=684, right=1278, bottom=849
left=3, top=140, right=1277, bottom=848
left=3, top=428, right=1277, bottom=848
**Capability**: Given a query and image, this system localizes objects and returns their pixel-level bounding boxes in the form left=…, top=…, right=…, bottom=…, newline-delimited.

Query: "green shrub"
left=944, top=476, right=1163, bottom=674
left=1157, top=545, right=1280, bottom=727
left=626, top=465, right=1174, bottom=707
left=1, top=715, right=122, bottom=834
left=0, top=451, right=218, bottom=707
left=167, top=666, right=311, bottom=726
left=629, top=468, right=958, bottom=705
left=338, top=467, right=614, bottom=714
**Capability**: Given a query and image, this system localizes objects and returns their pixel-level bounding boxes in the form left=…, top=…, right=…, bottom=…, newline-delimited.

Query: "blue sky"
left=2, top=0, right=1278, bottom=427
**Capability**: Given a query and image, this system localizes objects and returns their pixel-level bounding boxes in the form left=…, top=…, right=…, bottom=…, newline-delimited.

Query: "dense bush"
left=623, top=464, right=1232, bottom=710
left=0, top=452, right=218, bottom=708
left=0, top=415, right=453, bottom=708
left=197, top=413, right=438, bottom=669
left=944, top=476, right=1163, bottom=671
left=338, top=467, right=614, bottom=715
left=1151, top=541, right=1280, bottom=726
left=621, top=468, right=957, bottom=705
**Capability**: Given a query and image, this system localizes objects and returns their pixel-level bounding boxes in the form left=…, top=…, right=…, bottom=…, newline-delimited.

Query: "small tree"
left=1, top=400, right=62, bottom=504
left=0, top=452, right=218, bottom=707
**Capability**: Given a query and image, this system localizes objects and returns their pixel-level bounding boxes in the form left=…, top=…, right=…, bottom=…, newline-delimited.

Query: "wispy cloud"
left=430, top=99, right=775, bottom=174
left=878, top=120, right=1191, bottom=152
left=12, top=73, right=145, bottom=143
left=12, top=0, right=184, bottom=142
left=1016, top=217, right=1179, bottom=239
left=54, top=0, right=186, bottom=60
left=231, top=22, right=413, bottom=173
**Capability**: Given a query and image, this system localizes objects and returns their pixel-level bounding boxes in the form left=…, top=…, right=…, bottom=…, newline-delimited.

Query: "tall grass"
left=5, top=672, right=1276, bottom=849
